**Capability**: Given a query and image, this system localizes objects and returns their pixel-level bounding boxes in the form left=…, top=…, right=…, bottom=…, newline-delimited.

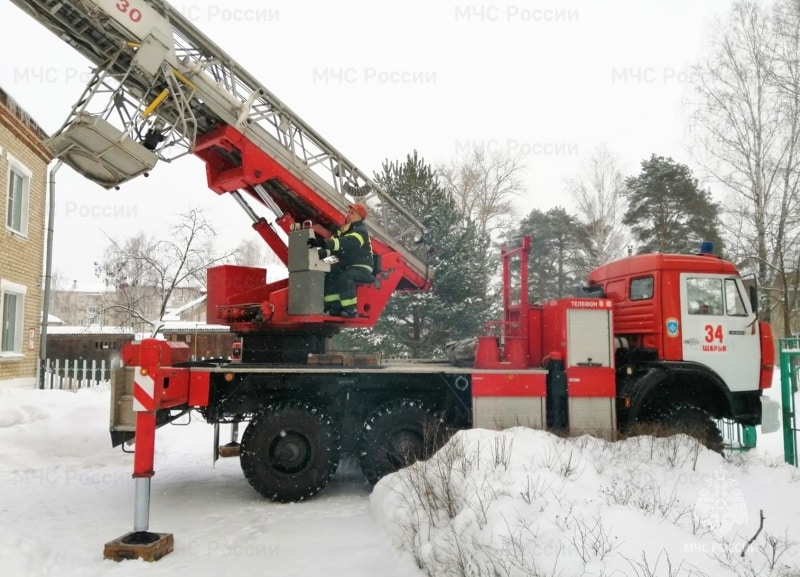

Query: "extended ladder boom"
left=8, top=0, right=430, bottom=289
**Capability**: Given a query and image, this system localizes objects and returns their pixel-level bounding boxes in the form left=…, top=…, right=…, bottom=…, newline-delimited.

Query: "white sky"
left=0, top=0, right=735, bottom=285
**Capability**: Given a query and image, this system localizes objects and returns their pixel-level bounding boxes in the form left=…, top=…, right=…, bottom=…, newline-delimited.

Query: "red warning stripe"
left=132, top=369, right=156, bottom=412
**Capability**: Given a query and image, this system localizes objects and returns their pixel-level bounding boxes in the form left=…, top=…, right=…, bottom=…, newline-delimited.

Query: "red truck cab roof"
left=588, top=252, right=739, bottom=285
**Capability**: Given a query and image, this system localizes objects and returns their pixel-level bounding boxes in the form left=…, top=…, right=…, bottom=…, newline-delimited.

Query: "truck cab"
left=586, top=248, right=776, bottom=436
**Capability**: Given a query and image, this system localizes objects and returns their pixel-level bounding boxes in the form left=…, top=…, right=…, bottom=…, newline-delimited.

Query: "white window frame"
left=0, top=279, right=27, bottom=358
left=5, top=153, right=31, bottom=237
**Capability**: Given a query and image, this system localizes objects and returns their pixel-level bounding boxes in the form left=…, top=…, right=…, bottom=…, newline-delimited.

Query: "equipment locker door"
left=679, top=273, right=760, bottom=393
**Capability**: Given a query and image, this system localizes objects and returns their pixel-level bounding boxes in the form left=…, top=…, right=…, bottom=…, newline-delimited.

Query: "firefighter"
left=307, top=203, right=374, bottom=317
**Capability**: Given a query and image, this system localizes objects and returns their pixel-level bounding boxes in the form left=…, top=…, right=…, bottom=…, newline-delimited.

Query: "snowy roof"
left=163, top=294, right=207, bottom=321
left=40, top=312, right=65, bottom=324
left=160, top=321, right=230, bottom=334
left=58, top=281, right=113, bottom=293
left=0, top=85, right=48, bottom=139
left=45, top=325, right=136, bottom=336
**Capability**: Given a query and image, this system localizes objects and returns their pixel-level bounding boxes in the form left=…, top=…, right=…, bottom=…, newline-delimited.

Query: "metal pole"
left=127, top=409, right=157, bottom=541
left=39, top=160, right=62, bottom=389
left=780, top=338, right=797, bottom=465
left=133, top=477, right=151, bottom=532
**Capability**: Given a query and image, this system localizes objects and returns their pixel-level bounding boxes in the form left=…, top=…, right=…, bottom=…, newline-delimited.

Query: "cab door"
left=679, top=274, right=760, bottom=393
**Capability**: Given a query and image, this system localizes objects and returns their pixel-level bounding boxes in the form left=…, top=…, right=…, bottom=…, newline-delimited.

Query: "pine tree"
left=505, top=207, right=592, bottom=302
left=334, top=152, right=495, bottom=358
left=623, top=155, right=723, bottom=254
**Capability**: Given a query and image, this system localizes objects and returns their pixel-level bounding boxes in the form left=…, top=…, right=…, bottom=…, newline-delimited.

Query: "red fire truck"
left=9, top=0, right=778, bottom=560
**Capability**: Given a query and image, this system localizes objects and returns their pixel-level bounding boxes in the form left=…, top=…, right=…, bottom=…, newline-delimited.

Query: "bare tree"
left=769, top=0, right=800, bottom=335
left=233, top=238, right=265, bottom=267
left=232, top=237, right=285, bottom=270
left=565, top=144, right=632, bottom=267
left=49, top=269, right=68, bottom=292
left=691, top=0, right=800, bottom=330
left=437, top=145, right=525, bottom=241
left=94, top=209, right=233, bottom=332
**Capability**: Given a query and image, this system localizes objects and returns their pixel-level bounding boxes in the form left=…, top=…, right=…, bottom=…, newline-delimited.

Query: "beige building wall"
left=0, top=88, right=50, bottom=388
left=50, top=285, right=205, bottom=329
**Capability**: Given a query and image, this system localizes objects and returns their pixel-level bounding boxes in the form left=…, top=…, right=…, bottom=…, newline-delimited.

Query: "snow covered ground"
left=1, top=380, right=798, bottom=576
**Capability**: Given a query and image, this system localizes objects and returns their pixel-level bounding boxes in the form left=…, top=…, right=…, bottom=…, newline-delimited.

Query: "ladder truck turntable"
left=9, top=0, right=779, bottom=561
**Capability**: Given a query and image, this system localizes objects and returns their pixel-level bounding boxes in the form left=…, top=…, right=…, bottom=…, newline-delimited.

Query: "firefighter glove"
left=307, top=237, right=325, bottom=248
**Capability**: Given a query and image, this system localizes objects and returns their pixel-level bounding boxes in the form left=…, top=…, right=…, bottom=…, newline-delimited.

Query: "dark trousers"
left=323, top=265, right=374, bottom=312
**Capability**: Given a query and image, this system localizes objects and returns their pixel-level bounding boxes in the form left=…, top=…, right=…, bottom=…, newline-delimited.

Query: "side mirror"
left=749, top=284, right=758, bottom=316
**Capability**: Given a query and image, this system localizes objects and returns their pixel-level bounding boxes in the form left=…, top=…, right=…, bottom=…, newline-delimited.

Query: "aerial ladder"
left=9, top=0, right=433, bottom=561
left=10, top=0, right=431, bottom=337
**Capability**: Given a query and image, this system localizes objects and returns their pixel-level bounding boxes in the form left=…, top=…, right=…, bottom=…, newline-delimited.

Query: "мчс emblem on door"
left=666, top=318, right=679, bottom=337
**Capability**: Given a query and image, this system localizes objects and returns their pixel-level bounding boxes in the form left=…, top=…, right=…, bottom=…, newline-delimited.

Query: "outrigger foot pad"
left=219, top=442, right=241, bottom=458
left=104, top=532, right=174, bottom=562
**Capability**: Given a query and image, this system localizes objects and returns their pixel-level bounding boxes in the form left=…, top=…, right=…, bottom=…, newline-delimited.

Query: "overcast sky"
left=0, top=0, right=735, bottom=286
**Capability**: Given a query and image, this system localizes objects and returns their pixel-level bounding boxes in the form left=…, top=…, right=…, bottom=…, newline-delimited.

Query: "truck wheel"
left=658, top=404, right=724, bottom=453
left=240, top=401, right=341, bottom=502
left=358, top=399, right=441, bottom=485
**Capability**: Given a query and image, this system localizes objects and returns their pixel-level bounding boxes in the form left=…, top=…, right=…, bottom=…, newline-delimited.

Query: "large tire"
left=358, top=399, right=442, bottom=485
left=657, top=403, right=724, bottom=453
left=240, top=400, right=341, bottom=502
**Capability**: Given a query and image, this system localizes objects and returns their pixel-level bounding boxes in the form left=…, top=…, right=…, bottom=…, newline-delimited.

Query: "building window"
left=1, top=280, right=26, bottom=355
left=5, top=155, right=31, bottom=237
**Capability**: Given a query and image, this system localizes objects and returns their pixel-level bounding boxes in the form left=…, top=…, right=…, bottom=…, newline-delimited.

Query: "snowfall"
left=1, top=377, right=799, bottom=577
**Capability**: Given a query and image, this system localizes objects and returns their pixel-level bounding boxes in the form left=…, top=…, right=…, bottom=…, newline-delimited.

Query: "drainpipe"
left=39, top=160, right=62, bottom=389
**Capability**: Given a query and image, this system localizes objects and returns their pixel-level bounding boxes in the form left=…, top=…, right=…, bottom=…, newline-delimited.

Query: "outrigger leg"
left=103, top=393, right=174, bottom=561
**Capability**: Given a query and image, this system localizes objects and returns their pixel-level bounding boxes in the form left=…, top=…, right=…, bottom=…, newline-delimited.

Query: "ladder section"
left=8, top=0, right=430, bottom=288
